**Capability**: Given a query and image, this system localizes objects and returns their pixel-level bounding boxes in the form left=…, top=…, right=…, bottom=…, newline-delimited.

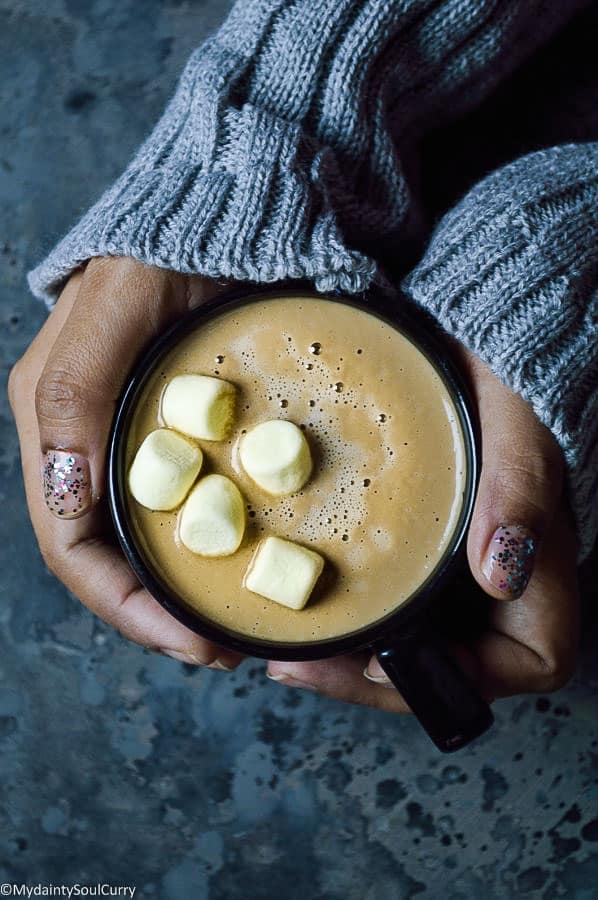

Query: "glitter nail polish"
left=482, top=524, right=536, bottom=599
left=42, top=450, right=91, bottom=519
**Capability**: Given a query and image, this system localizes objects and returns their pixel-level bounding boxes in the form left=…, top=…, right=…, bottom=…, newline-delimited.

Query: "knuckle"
left=508, top=442, right=561, bottom=490
left=487, top=443, right=563, bottom=517
left=535, top=646, right=575, bottom=693
left=35, top=366, right=90, bottom=428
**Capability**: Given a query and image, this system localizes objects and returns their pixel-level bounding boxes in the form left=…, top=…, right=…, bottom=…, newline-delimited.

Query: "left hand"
left=9, top=257, right=243, bottom=670
left=267, top=345, right=580, bottom=709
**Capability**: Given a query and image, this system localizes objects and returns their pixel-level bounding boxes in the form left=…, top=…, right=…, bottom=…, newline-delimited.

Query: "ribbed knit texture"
left=403, top=143, right=598, bottom=559
left=28, top=0, right=597, bottom=557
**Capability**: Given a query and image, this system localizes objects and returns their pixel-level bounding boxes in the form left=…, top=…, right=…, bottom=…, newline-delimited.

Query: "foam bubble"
left=371, top=528, right=393, bottom=551
left=226, top=325, right=403, bottom=548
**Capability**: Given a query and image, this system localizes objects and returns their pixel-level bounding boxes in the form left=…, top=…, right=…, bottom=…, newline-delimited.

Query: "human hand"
left=9, top=257, right=243, bottom=670
left=267, top=345, right=580, bottom=709
left=10, top=265, right=580, bottom=705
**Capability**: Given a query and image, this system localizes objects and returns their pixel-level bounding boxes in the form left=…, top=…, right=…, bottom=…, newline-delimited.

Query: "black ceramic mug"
left=108, top=285, right=494, bottom=753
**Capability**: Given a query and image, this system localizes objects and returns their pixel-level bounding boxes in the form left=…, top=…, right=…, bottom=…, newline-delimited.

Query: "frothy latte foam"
left=125, top=294, right=466, bottom=643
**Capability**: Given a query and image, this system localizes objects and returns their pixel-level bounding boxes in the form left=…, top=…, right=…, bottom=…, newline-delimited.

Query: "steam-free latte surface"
left=125, top=295, right=466, bottom=643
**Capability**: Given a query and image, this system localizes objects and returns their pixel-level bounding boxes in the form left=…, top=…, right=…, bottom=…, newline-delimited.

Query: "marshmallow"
left=162, top=374, right=236, bottom=441
left=239, top=420, right=312, bottom=495
left=179, top=474, right=246, bottom=557
left=128, top=428, right=202, bottom=511
left=244, top=536, right=324, bottom=610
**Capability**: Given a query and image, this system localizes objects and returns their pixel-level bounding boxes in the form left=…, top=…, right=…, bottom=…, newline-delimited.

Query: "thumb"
left=465, top=351, right=564, bottom=600
left=35, top=257, right=209, bottom=517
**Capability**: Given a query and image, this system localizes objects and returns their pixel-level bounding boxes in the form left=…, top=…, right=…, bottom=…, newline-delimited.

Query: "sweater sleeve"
left=28, top=0, right=596, bottom=557
left=403, top=142, right=598, bottom=560
left=28, top=0, right=588, bottom=302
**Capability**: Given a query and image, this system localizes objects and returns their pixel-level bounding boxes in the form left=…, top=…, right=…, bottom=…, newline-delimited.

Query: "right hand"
left=9, top=256, right=244, bottom=670
left=267, top=345, right=580, bottom=708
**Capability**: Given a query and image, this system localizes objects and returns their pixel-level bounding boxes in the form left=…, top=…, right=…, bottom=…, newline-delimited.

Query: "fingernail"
left=207, top=659, right=237, bottom=671
left=42, top=450, right=91, bottom=519
left=160, top=649, right=235, bottom=669
left=266, top=672, right=317, bottom=691
left=482, top=524, right=537, bottom=599
left=363, top=665, right=391, bottom=685
left=160, top=649, right=204, bottom=665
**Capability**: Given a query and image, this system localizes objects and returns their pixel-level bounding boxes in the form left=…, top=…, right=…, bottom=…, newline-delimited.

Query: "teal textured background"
left=1, top=2, right=597, bottom=897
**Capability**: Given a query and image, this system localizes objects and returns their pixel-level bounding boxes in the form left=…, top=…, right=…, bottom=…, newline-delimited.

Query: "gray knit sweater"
left=28, top=0, right=597, bottom=558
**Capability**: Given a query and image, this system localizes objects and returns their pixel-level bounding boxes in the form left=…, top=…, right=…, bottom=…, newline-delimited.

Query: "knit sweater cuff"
left=29, top=0, right=588, bottom=305
left=28, top=42, right=378, bottom=305
left=403, top=143, right=598, bottom=560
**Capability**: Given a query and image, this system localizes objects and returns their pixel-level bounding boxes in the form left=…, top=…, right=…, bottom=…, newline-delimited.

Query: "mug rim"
left=108, top=284, right=479, bottom=661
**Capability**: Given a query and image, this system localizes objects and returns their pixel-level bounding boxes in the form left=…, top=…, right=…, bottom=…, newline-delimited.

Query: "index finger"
left=469, top=491, right=580, bottom=698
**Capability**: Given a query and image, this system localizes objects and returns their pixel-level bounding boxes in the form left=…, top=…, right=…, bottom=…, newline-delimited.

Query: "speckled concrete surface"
left=1, top=2, right=597, bottom=898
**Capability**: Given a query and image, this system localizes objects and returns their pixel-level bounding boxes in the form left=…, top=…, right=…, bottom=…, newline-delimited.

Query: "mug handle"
left=374, top=631, right=494, bottom=752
